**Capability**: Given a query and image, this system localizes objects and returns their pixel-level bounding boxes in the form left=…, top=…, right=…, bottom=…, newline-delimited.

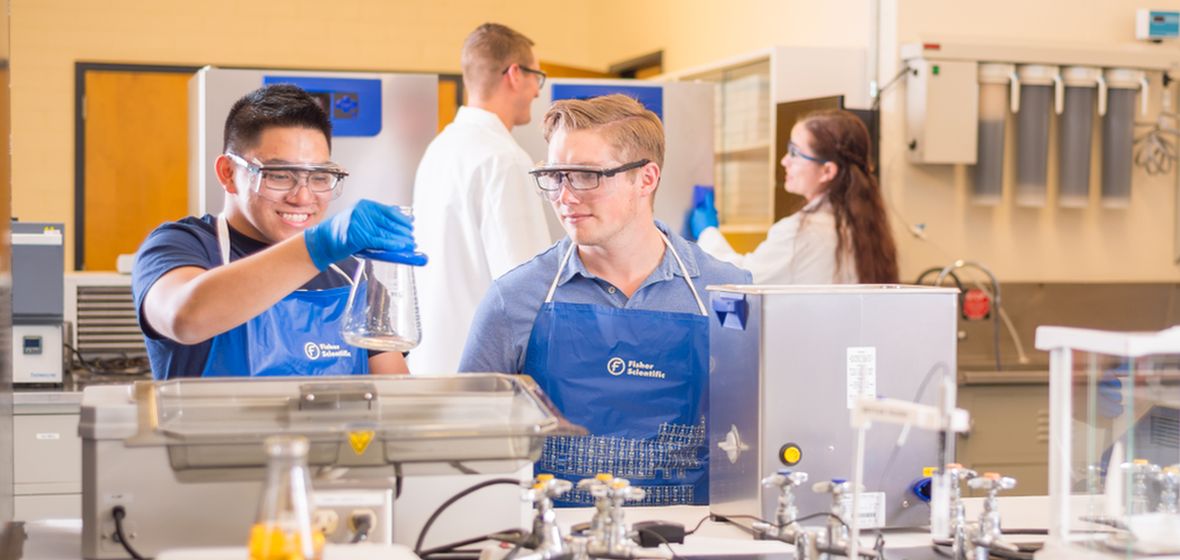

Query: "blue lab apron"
left=201, top=216, right=369, bottom=377
left=523, top=233, right=710, bottom=506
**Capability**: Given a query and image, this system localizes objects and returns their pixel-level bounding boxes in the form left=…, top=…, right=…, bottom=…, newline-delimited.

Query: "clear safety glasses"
left=225, top=152, right=349, bottom=201
left=786, top=142, right=828, bottom=164
left=528, top=159, right=650, bottom=201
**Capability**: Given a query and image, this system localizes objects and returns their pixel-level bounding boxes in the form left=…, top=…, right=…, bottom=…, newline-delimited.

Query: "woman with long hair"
left=691, top=109, right=898, bottom=284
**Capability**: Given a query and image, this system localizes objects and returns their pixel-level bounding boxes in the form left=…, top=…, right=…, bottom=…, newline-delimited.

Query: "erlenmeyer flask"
left=341, top=209, right=422, bottom=352
left=249, top=435, right=323, bottom=560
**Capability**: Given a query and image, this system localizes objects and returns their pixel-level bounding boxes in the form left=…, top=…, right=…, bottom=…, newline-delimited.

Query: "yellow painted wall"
left=9, top=0, right=596, bottom=268
left=590, top=0, right=1180, bottom=282
left=880, top=0, right=1180, bottom=282
left=12, top=0, right=1180, bottom=281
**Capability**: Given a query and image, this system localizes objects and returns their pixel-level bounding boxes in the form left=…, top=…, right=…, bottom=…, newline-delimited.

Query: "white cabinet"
left=662, top=47, right=870, bottom=247
left=13, top=393, right=82, bottom=520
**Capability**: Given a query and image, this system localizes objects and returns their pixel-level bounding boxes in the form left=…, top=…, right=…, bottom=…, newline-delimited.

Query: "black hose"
left=413, top=478, right=523, bottom=555
left=112, top=506, right=149, bottom=560
left=418, top=529, right=524, bottom=558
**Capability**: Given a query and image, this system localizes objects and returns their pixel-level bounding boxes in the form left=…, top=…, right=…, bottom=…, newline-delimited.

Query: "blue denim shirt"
left=458, top=222, right=751, bottom=374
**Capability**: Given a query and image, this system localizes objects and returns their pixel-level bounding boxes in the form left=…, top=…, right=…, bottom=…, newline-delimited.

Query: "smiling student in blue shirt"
left=133, top=84, right=425, bottom=380
left=459, top=94, right=750, bottom=507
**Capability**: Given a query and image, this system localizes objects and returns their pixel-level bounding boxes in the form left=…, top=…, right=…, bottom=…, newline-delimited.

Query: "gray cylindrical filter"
left=1101, top=90, right=1135, bottom=207
left=1100, top=68, right=1146, bottom=208
left=973, top=63, right=1014, bottom=205
left=1058, top=87, right=1095, bottom=207
left=1015, top=84, right=1053, bottom=207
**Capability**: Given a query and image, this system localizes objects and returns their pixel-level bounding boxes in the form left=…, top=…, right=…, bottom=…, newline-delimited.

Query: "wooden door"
left=82, top=69, right=191, bottom=271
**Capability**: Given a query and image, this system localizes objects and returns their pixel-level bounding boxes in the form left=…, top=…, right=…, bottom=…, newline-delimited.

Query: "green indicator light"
left=933, top=65, right=940, bottom=76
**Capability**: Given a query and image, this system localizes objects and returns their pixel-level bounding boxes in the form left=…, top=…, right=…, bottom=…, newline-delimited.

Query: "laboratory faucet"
left=524, top=474, right=573, bottom=559
left=577, top=475, right=646, bottom=557
left=968, top=473, right=1018, bottom=560
left=1160, top=466, right=1180, bottom=514
left=753, top=469, right=809, bottom=542
left=1125, top=460, right=1161, bottom=515
left=812, top=479, right=853, bottom=558
left=944, top=464, right=977, bottom=560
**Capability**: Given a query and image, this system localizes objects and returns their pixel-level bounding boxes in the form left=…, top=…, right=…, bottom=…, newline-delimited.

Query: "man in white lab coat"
left=410, top=23, right=552, bottom=374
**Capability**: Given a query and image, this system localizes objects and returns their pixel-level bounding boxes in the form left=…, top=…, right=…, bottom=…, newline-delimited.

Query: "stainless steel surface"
left=80, top=375, right=576, bottom=559
left=709, top=285, right=958, bottom=531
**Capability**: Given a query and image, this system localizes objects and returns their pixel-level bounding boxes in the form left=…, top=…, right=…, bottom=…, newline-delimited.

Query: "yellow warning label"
left=348, top=430, right=375, bottom=455
left=923, top=466, right=936, bottom=477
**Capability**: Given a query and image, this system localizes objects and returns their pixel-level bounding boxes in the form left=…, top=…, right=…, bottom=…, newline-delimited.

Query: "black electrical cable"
left=501, top=535, right=526, bottom=560
left=932, top=538, right=1035, bottom=560
left=111, top=506, right=149, bottom=560
left=872, top=66, right=911, bottom=110
left=413, top=478, right=523, bottom=555
left=64, top=343, right=151, bottom=376
left=349, top=513, right=373, bottom=544
left=418, top=529, right=525, bottom=558
left=634, top=527, right=685, bottom=560
left=683, top=513, right=713, bottom=536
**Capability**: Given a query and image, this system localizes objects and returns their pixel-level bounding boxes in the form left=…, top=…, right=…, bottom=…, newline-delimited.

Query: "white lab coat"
left=410, top=106, right=553, bottom=374
left=696, top=194, right=857, bottom=284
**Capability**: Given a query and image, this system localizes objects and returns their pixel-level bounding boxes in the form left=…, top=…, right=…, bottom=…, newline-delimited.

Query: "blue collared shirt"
left=458, top=222, right=751, bottom=374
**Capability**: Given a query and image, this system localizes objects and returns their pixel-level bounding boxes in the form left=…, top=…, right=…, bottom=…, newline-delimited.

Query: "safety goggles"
left=528, top=159, right=650, bottom=200
left=786, top=142, right=828, bottom=164
left=225, top=152, right=349, bottom=201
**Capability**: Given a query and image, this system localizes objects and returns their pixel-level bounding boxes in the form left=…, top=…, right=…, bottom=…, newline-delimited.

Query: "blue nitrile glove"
left=689, top=191, right=720, bottom=239
left=1097, top=369, right=1124, bottom=419
left=303, top=200, right=427, bottom=270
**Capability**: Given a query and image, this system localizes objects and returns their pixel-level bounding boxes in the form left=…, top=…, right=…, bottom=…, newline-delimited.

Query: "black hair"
left=222, top=84, right=332, bottom=154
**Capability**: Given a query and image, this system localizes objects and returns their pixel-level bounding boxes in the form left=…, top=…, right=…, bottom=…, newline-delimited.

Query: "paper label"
left=314, top=491, right=386, bottom=507
left=841, top=491, right=887, bottom=529
left=35, top=433, right=61, bottom=440
left=846, top=347, right=877, bottom=409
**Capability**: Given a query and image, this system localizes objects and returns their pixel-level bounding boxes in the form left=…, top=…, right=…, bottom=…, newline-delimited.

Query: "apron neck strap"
left=216, top=214, right=352, bottom=284
left=659, top=232, right=708, bottom=316
left=545, top=233, right=708, bottom=317
left=216, top=213, right=232, bottom=266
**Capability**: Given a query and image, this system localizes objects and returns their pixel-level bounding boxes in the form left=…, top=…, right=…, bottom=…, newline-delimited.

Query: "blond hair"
left=461, top=23, right=535, bottom=99
left=541, top=94, right=665, bottom=168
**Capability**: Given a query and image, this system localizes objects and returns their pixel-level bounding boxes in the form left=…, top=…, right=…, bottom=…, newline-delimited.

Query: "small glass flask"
left=249, top=435, right=323, bottom=560
left=341, top=207, right=422, bottom=352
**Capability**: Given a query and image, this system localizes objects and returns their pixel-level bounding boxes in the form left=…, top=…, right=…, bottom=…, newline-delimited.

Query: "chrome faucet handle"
left=755, top=470, right=809, bottom=540
left=763, top=469, right=809, bottom=489
left=528, top=474, right=573, bottom=501
left=968, top=472, right=1016, bottom=496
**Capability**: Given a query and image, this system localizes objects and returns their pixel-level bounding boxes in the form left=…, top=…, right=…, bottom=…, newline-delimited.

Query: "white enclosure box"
left=905, top=59, right=979, bottom=164
left=1035, top=327, right=1180, bottom=559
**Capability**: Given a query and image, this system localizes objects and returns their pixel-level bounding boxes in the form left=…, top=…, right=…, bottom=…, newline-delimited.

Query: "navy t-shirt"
left=132, top=214, right=368, bottom=379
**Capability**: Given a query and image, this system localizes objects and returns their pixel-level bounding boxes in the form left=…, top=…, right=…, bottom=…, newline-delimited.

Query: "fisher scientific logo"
left=304, top=341, right=353, bottom=361
left=606, top=356, right=666, bottom=380
left=607, top=357, right=626, bottom=376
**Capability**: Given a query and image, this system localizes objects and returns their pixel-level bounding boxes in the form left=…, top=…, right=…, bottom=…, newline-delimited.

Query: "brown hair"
left=800, top=110, right=899, bottom=283
left=461, top=23, right=535, bottom=99
left=541, top=94, right=665, bottom=168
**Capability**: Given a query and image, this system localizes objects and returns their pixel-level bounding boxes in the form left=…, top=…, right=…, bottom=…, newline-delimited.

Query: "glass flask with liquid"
left=249, top=435, right=323, bottom=560
left=341, top=206, right=422, bottom=352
